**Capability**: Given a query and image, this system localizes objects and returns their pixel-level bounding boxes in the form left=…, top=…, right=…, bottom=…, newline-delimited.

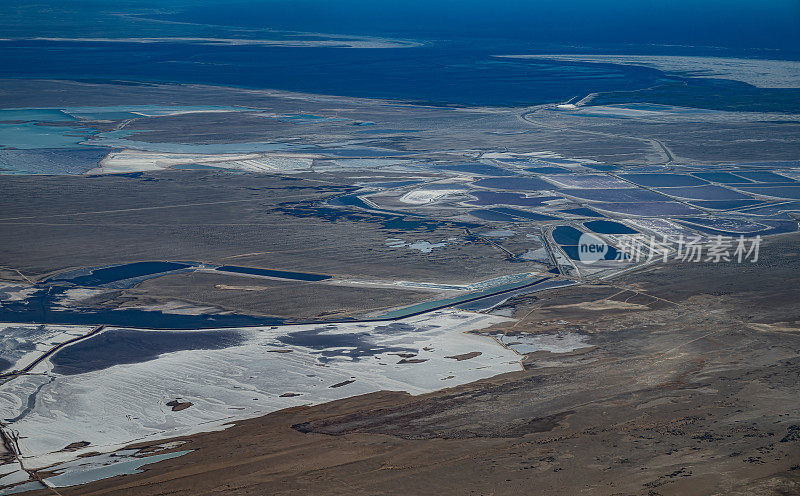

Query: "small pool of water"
left=551, top=226, right=584, bottom=245
left=618, top=173, right=709, bottom=187
left=583, top=220, right=637, bottom=234
left=432, top=163, right=517, bottom=176
left=474, top=177, right=555, bottom=191
left=45, top=450, right=192, bottom=488
left=215, top=265, right=331, bottom=281
left=52, top=262, right=192, bottom=287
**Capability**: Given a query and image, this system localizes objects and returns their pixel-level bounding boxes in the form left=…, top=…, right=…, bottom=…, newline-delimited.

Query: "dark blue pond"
left=736, top=201, right=800, bottom=215
left=51, top=328, right=246, bottom=375
left=584, top=220, right=638, bottom=234
left=329, top=194, right=375, bottom=209
left=691, top=172, right=753, bottom=184
left=51, top=262, right=192, bottom=287
left=733, top=171, right=795, bottom=183
left=582, top=164, right=618, bottom=172
left=552, top=226, right=584, bottom=245
left=736, top=186, right=800, bottom=200
left=474, top=177, right=555, bottom=191
left=619, top=174, right=709, bottom=187
left=216, top=265, right=331, bottom=281
left=561, top=245, right=621, bottom=261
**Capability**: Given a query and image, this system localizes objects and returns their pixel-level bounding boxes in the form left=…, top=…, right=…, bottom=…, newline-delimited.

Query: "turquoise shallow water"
left=0, top=108, right=73, bottom=121
left=0, top=122, right=94, bottom=149
left=46, top=450, right=193, bottom=488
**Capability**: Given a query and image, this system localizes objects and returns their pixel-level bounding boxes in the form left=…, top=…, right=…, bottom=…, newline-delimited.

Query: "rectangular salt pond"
left=474, top=177, right=555, bottom=191
left=736, top=185, right=800, bottom=200
left=691, top=172, right=753, bottom=184
left=215, top=265, right=331, bottom=281
left=656, top=185, right=753, bottom=201
left=618, top=173, right=709, bottom=187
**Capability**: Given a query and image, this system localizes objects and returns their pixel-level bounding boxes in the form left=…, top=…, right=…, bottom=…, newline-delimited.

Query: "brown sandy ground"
left=24, top=234, right=800, bottom=496
left=0, top=172, right=524, bottom=284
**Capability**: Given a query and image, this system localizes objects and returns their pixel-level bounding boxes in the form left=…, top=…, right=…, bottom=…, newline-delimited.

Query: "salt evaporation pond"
left=583, top=220, right=637, bottom=234
left=215, top=265, right=331, bottom=281
left=691, top=172, right=753, bottom=184
left=619, top=173, right=709, bottom=187
left=474, top=177, right=554, bottom=191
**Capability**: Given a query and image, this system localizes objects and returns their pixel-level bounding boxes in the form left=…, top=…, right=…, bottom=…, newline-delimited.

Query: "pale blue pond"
left=619, top=174, right=709, bottom=187
left=686, top=199, right=763, bottom=210
left=64, top=105, right=252, bottom=117
left=431, top=163, right=517, bottom=176
left=656, top=185, right=752, bottom=200
left=0, top=148, right=106, bottom=174
left=45, top=450, right=192, bottom=488
left=85, top=130, right=291, bottom=153
left=563, top=188, right=666, bottom=202
left=0, top=108, right=74, bottom=121
left=474, top=177, right=554, bottom=191
left=0, top=122, right=94, bottom=149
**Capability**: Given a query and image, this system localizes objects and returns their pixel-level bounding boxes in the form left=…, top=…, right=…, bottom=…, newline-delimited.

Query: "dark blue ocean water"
left=150, top=0, right=800, bottom=54
left=0, top=41, right=666, bottom=107
left=1, top=1, right=798, bottom=109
